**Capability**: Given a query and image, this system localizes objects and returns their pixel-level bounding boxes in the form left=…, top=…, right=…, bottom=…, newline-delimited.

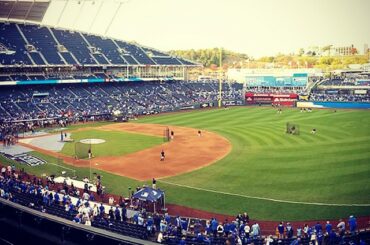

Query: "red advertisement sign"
left=245, top=92, right=297, bottom=106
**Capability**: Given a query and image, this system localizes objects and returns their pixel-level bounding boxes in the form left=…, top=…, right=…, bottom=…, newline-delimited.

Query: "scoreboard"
left=245, top=73, right=308, bottom=87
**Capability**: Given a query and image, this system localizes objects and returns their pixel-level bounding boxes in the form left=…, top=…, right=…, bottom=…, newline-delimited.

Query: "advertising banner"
left=245, top=93, right=298, bottom=106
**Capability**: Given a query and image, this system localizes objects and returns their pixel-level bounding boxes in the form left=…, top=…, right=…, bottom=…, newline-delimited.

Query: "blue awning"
left=132, top=187, right=164, bottom=202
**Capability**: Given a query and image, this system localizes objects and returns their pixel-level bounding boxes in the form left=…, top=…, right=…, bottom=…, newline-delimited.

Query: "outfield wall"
left=297, top=101, right=370, bottom=109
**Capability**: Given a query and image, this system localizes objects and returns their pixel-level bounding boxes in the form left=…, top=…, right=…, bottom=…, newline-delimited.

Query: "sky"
left=42, top=0, right=370, bottom=57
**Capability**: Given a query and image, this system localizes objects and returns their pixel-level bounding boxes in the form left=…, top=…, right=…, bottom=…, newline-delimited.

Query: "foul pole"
left=218, top=47, right=222, bottom=107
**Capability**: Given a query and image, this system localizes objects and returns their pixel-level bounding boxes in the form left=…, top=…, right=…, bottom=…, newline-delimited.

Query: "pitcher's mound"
left=80, top=139, right=106, bottom=144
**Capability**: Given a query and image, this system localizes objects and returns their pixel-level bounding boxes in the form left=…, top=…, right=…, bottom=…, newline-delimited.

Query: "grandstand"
left=0, top=21, right=197, bottom=68
left=308, top=73, right=370, bottom=103
left=0, top=81, right=244, bottom=123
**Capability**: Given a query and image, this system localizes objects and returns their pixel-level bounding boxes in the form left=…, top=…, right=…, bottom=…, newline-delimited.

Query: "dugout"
left=132, top=187, right=165, bottom=213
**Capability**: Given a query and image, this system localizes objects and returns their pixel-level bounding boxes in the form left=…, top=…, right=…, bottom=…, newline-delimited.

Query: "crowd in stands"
left=309, top=93, right=370, bottom=102
left=0, top=165, right=369, bottom=245
left=319, top=75, right=370, bottom=87
left=0, top=80, right=244, bottom=123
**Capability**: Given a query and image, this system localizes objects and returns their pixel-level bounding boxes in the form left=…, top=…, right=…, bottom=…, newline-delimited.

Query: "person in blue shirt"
left=76, top=198, right=81, bottom=208
left=42, top=194, right=49, bottom=206
left=223, top=220, right=231, bottom=235
left=239, top=221, right=245, bottom=235
left=133, top=212, right=139, bottom=224
left=229, top=221, right=237, bottom=233
left=325, top=221, right=332, bottom=235
left=121, top=206, right=127, bottom=221
left=114, top=206, right=121, bottom=221
left=196, top=232, right=204, bottom=242
left=147, top=216, right=154, bottom=234
left=317, top=231, right=323, bottom=245
left=62, top=195, right=67, bottom=205
left=68, top=203, right=75, bottom=215
left=307, top=226, right=313, bottom=237
left=73, top=214, right=81, bottom=223
left=178, top=237, right=186, bottom=245
left=278, top=222, right=284, bottom=239
left=99, top=203, right=105, bottom=216
left=315, top=222, right=323, bottom=234
left=290, top=238, right=300, bottom=245
left=348, top=215, right=357, bottom=235
left=54, top=192, right=60, bottom=204
left=211, top=218, right=218, bottom=237
left=328, top=230, right=337, bottom=244
left=181, top=219, right=188, bottom=232
left=164, top=213, right=171, bottom=224
left=29, top=185, right=35, bottom=194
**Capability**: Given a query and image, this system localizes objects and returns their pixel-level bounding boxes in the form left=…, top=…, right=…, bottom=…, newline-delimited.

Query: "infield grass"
left=60, top=129, right=163, bottom=158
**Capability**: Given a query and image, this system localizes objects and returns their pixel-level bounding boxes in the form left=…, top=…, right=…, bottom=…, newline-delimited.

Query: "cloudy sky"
left=43, top=0, right=370, bottom=57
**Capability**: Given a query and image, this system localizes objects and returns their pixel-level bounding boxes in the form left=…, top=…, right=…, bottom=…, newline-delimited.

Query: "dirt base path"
left=20, top=123, right=231, bottom=181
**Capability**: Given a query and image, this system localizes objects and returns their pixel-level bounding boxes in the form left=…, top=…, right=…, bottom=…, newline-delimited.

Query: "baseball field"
left=3, top=107, right=370, bottom=221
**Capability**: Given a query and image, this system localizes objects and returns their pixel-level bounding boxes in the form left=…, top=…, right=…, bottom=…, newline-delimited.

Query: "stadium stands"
left=0, top=22, right=195, bottom=67
left=0, top=80, right=244, bottom=122
left=0, top=23, right=32, bottom=65
left=19, top=24, right=65, bottom=65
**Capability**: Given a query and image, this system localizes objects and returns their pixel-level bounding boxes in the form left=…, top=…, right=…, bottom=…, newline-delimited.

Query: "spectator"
left=348, top=215, right=357, bottom=235
left=337, top=219, right=346, bottom=237
left=325, top=221, right=332, bottom=235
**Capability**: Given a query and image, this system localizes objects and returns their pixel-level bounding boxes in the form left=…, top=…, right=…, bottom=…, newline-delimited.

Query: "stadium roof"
left=0, top=0, right=50, bottom=23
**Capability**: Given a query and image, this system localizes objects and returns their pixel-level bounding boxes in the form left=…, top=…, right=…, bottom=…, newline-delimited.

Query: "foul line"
left=47, top=162, right=76, bottom=172
left=159, top=180, right=370, bottom=207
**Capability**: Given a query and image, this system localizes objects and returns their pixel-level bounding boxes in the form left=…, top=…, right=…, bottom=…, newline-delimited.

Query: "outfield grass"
left=60, top=129, right=163, bottom=158
left=1, top=107, right=369, bottom=220
left=138, top=107, right=370, bottom=220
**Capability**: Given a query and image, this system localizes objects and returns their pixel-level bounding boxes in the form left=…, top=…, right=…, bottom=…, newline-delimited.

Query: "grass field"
left=1, top=107, right=369, bottom=221
left=138, top=107, right=370, bottom=220
left=60, top=129, right=163, bottom=158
